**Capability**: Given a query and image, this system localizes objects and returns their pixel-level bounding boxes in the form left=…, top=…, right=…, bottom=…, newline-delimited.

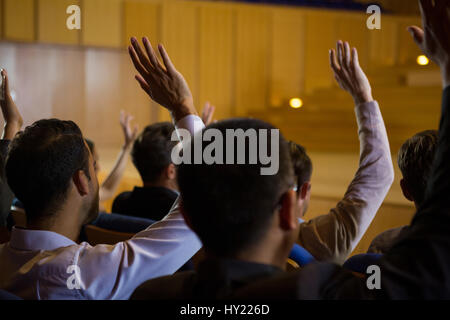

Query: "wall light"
left=289, top=98, right=303, bottom=109
left=417, top=55, right=429, bottom=66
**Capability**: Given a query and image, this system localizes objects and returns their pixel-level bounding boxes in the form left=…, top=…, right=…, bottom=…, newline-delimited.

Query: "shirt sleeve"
left=74, top=197, right=201, bottom=299
left=297, top=101, right=394, bottom=264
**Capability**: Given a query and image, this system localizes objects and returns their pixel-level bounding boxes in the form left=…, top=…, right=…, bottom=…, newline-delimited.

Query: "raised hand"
left=329, top=41, right=373, bottom=105
left=119, top=110, right=139, bottom=148
left=0, top=69, right=23, bottom=140
left=201, top=101, right=216, bottom=126
left=128, top=37, right=197, bottom=122
left=408, top=0, right=450, bottom=87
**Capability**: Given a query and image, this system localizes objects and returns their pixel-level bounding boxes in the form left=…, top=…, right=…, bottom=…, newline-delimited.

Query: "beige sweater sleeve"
left=297, top=101, right=394, bottom=264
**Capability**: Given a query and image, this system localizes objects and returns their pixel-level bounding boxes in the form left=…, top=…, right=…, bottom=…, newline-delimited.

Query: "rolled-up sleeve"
left=298, top=101, right=394, bottom=264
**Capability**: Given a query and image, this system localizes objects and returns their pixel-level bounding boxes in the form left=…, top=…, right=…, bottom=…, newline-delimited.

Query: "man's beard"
left=83, top=191, right=100, bottom=225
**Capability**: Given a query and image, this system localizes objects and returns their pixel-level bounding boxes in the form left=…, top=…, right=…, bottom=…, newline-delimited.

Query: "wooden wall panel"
left=124, top=0, right=161, bottom=43
left=82, top=0, right=123, bottom=48
left=270, top=7, right=305, bottom=109
left=0, top=0, right=3, bottom=39
left=304, top=10, right=336, bottom=94
left=234, top=4, right=270, bottom=116
left=368, top=15, right=398, bottom=68
left=37, top=0, right=81, bottom=45
left=3, top=0, right=35, bottom=41
left=198, top=3, right=234, bottom=120
left=159, top=1, right=199, bottom=122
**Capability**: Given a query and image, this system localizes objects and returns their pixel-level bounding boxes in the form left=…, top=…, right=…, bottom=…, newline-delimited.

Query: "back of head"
left=177, top=118, right=294, bottom=258
left=288, top=141, right=313, bottom=187
left=5, top=119, right=90, bottom=223
left=131, top=122, right=176, bottom=183
left=398, top=130, right=438, bottom=206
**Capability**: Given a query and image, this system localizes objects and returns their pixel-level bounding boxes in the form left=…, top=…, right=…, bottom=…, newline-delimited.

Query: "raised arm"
left=0, top=69, right=22, bottom=227
left=67, top=38, right=205, bottom=300
left=1, top=69, right=23, bottom=140
left=99, top=111, right=138, bottom=203
left=297, top=42, right=394, bottom=263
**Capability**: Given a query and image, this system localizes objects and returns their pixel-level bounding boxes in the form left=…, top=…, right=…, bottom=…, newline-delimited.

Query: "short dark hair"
left=177, top=118, right=295, bottom=257
left=5, top=119, right=91, bottom=223
left=288, top=141, right=313, bottom=189
left=131, top=122, right=176, bottom=183
left=398, top=130, right=438, bottom=206
left=85, top=138, right=95, bottom=154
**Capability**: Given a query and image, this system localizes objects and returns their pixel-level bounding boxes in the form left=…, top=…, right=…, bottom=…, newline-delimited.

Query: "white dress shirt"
left=0, top=115, right=204, bottom=300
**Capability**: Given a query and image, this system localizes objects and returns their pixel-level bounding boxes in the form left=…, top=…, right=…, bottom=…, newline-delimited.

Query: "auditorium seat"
left=0, top=289, right=22, bottom=300
left=0, top=226, right=10, bottom=244
left=10, top=206, right=26, bottom=228
left=343, top=253, right=382, bottom=273
left=84, top=225, right=135, bottom=246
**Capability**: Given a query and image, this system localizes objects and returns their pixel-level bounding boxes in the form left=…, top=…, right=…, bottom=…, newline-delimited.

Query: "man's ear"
left=72, top=170, right=90, bottom=196
left=165, top=163, right=176, bottom=180
left=179, top=199, right=194, bottom=231
left=279, top=189, right=297, bottom=231
left=299, top=182, right=311, bottom=200
left=400, top=179, right=414, bottom=202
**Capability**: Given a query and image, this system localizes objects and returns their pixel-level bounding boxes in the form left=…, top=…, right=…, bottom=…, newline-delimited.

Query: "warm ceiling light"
left=417, top=55, right=429, bottom=66
left=289, top=98, right=303, bottom=109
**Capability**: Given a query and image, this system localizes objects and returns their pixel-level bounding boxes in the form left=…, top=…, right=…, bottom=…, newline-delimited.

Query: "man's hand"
left=0, top=69, right=23, bottom=140
left=329, top=41, right=373, bottom=105
left=119, top=110, right=138, bottom=149
left=408, top=0, right=450, bottom=88
left=201, top=101, right=215, bottom=126
left=128, top=37, right=197, bottom=122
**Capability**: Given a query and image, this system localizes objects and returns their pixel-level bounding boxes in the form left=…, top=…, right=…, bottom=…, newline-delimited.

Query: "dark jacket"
left=112, top=186, right=178, bottom=220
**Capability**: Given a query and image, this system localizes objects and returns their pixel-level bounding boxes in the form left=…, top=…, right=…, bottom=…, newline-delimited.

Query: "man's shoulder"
left=131, top=271, right=197, bottom=300
left=368, top=226, right=409, bottom=254
left=111, top=191, right=133, bottom=211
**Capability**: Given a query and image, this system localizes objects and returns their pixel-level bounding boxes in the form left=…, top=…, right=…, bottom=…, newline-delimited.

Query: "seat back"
left=84, top=224, right=134, bottom=245
left=0, top=226, right=10, bottom=244
left=288, top=243, right=315, bottom=267
left=0, top=289, right=22, bottom=300
left=343, top=253, right=383, bottom=274
left=10, top=206, right=26, bottom=228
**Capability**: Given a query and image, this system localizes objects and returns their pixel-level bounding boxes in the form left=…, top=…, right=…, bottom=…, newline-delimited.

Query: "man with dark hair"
left=368, top=130, right=438, bottom=254
left=288, top=142, right=312, bottom=219
left=125, top=31, right=393, bottom=298
left=112, top=122, right=179, bottom=220
left=0, top=115, right=201, bottom=299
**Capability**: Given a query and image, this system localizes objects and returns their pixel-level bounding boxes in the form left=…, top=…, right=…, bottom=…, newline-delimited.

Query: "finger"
left=135, top=75, right=151, bottom=94
left=407, top=26, right=425, bottom=47
left=128, top=45, right=149, bottom=79
left=131, top=37, right=154, bottom=73
left=119, top=110, right=125, bottom=125
left=329, top=49, right=341, bottom=74
left=158, top=44, right=177, bottom=76
left=337, top=41, right=344, bottom=68
left=351, top=47, right=360, bottom=70
left=142, top=37, right=164, bottom=73
left=344, top=42, right=351, bottom=68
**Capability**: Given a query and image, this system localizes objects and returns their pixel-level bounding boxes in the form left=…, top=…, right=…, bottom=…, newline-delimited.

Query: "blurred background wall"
left=0, top=0, right=440, bottom=254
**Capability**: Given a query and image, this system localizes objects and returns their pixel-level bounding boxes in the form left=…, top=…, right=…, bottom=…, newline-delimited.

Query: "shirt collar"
left=9, top=227, right=77, bottom=251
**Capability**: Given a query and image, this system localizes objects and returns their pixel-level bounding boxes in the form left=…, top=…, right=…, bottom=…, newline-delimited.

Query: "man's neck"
left=26, top=207, right=82, bottom=241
